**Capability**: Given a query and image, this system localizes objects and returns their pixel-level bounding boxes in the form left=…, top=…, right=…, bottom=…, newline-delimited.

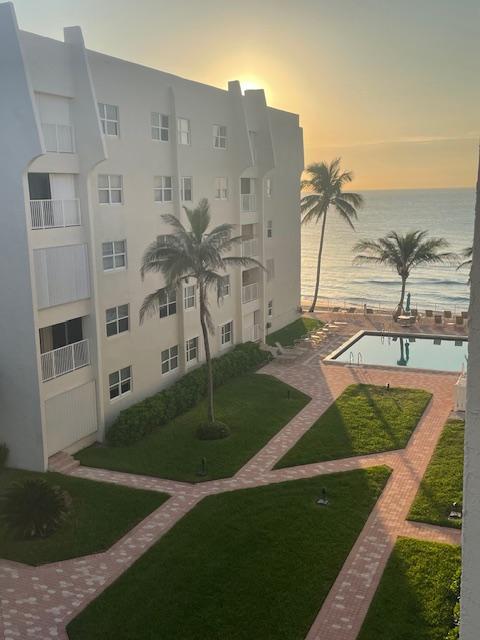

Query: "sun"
left=238, top=76, right=265, bottom=92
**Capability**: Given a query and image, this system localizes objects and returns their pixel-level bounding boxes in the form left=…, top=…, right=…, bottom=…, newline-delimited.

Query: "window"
left=102, top=240, right=127, bottom=271
left=267, top=220, right=273, bottom=238
left=159, top=287, right=177, bottom=318
left=213, top=124, right=227, bottom=149
left=184, top=284, right=196, bottom=309
left=154, top=176, right=173, bottom=202
left=186, top=337, right=199, bottom=363
left=221, top=275, right=230, bottom=297
left=161, top=345, right=179, bottom=374
left=98, top=175, right=123, bottom=204
left=266, top=258, right=275, bottom=282
left=266, top=177, right=272, bottom=197
left=177, top=117, right=191, bottom=145
left=151, top=112, right=169, bottom=141
left=109, top=366, right=131, bottom=400
left=214, top=177, right=228, bottom=200
left=181, top=177, right=193, bottom=201
left=267, top=300, right=273, bottom=317
left=240, top=177, right=256, bottom=212
left=221, top=321, right=233, bottom=346
left=106, top=304, right=129, bottom=337
left=98, top=103, right=119, bottom=136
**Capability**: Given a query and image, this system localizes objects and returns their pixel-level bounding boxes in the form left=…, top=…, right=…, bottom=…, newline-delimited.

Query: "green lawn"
left=77, top=374, right=310, bottom=483
left=276, top=384, right=431, bottom=468
left=408, top=420, right=464, bottom=529
left=358, top=538, right=461, bottom=640
left=266, top=316, right=323, bottom=346
left=0, top=469, right=167, bottom=565
left=68, top=466, right=390, bottom=640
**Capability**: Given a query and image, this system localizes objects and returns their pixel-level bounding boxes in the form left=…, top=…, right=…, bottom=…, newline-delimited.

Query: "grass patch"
left=276, top=384, right=431, bottom=468
left=409, top=420, right=464, bottom=529
left=358, top=538, right=461, bottom=640
left=266, top=316, right=323, bottom=346
left=68, top=466, right=390, bottom=640
left=0, top=469, right=167, bottom=565
left=77, top=374, right=309, bottom=483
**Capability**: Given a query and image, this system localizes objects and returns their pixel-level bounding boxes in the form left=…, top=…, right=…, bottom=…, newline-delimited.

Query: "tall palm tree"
left=301, top=158, right=363, bottom=312
left=353, top=230, right=455, bottom=319
left=457, top=246, right=473, bottom=270
left=139, top=198, right=260, bottom=427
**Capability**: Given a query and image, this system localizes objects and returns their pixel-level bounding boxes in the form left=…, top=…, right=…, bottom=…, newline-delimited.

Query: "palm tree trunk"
left=199, top=282, right=215, bottom=423
left=394, top=276, right=407, bottom=320
left=309, top=212, right=328, bottom=313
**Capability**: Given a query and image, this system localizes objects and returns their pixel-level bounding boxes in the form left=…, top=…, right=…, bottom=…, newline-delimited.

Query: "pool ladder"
left=349, top=351, right=364, bottom=366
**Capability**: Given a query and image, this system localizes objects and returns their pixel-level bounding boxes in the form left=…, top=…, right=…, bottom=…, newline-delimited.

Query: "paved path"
left=0, top=354, right=459, bottom=640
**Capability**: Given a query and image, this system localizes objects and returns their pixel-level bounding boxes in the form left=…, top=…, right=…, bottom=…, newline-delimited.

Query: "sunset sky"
left=11, top=0, right=480, bottom=190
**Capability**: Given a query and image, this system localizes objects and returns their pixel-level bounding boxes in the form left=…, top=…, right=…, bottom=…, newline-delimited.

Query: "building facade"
left=0, top=3, right=303, bottom=471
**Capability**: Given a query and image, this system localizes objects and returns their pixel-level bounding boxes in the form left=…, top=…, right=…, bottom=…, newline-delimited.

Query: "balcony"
left=41, top=339, right=90, bottom=382
left=241, top=193, right=256, bottom=213
left=30, top=199, right=81, bottom=230
left=41, top=123, right=76, bottom=153
left=242, top=282, right=259, bottom=304
left=242, top=238, right=258, bottom=258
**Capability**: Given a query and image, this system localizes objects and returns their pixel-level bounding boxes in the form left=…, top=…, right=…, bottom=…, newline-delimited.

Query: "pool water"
left=332, top=333, right=468, bottom=372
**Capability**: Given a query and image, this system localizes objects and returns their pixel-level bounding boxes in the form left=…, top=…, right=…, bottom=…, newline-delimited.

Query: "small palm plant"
left=301, top=158, right=363, bottom=312
left=1, top=479, right=71, bottom=538
left=140, top=198, right=261, bottom=437
left=354, top=230, right=455, bottom=319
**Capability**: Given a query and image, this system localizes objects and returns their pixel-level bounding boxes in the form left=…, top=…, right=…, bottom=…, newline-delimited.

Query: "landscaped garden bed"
left=276, top=383, right=432, bottom=468
left=77, top=374, right=310, bottom=482
left=358, top=537, right=461, bottom=640
left=408, top=419, right=464, bottom=529
left=266, top=316, right=323, bottom=346
left=67, top=466, right=390, bottom=640
left=0, top=469, right=168, bottom=565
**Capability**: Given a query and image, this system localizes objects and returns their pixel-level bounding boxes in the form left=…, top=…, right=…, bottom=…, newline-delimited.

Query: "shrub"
left=106, top=343, right=270, bottom=446
left=196, top=421, right=231, bottom=440
left=0, top=443, right=8, bottom=471
left=1, top=479, right=71, bottom=539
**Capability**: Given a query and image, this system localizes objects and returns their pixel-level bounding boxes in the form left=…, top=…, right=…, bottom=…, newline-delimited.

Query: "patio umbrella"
left=405, top=292, right=411, bottom=313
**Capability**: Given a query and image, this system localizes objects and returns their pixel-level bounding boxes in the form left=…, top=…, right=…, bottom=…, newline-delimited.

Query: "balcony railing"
left=242, top=282, right=259, bottom=304
left=245, top=324, right=260, bottom=342
left=30, top=199, right=81, bottom=230
left=41, top=123, right=76, bottom=153
left=242, top=238, right=258, bottom=258
left=41, top=339, right=89, bottom=382
left=240, top=194, right=256, bottom=213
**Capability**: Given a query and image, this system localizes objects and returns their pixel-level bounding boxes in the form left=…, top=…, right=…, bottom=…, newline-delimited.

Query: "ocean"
left=301, top=188, right=475, bottom=312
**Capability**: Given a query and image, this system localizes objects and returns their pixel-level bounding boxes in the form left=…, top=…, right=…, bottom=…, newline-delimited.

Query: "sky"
left=10, top=0, right=480, bottom=190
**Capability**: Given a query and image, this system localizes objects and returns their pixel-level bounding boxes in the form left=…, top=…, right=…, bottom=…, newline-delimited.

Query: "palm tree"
left=353, top=230, right=455, bottom=320
left=457, top=246, right=473, bottom=270
left=301, top=158, right=363, bottom=312
left=139, top=198, right=261, bottom=429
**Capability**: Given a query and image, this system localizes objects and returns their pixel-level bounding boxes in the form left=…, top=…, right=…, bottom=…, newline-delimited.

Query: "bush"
left=1, top=479, right=71, bottom=539
left=196, top=421, right=231, bottom=440
left=0, top=443, right=8, bottom=471
left=446, top=566, right=461, bottom=639
left=106, top=343, right=271, bottom=446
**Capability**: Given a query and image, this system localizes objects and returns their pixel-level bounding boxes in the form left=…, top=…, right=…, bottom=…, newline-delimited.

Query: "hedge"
left=106, top=342, right=271, bottom=446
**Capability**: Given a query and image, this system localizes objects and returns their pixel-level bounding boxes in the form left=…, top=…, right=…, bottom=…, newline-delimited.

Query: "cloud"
left=308, top=134, right=480, bottom=150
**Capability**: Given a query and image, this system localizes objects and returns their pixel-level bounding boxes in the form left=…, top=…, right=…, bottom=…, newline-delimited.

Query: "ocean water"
left=301, top=188, right=475, bottom=312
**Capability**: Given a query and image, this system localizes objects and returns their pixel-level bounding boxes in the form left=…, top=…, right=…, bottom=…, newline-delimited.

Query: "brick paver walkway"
left=0, top=349, right=460, bottom=640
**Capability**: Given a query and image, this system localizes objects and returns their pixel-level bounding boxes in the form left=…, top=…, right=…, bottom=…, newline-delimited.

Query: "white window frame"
left=186, top=336, right=199, bottom=364
left=106, top=304, right=129, bottom=337
left=213, top=124, right=227, bottom=149
left=161, top=345, right=179, bottom=374
left=267, top=220, right=273, bottom=238
left=109, top=366, right=132, bottom=401
left=266, top=177, right=272, bottom=197
left=151, top=112, right=169, bottom=141
left=102, top=240, right=127, bottom=272
left=184, top=284, right=196, bottom=310
left=220, top=320, right=233, bottom=347
left=98, top=175, right=123, bottom=205
left=214, top=177, right=228, bottom=200
left=181, top=176, right=193, bottom=202
left=98, top=103, right=120, bottom=137
left=159, top=287, right=177, bottom=319
left=221, top=275, right=231, bottom=297
left=177, top=117, right=191, bottom=145
left=267, top=300, right=273, bottom=318
left=154, top=176, right=173, bottom=203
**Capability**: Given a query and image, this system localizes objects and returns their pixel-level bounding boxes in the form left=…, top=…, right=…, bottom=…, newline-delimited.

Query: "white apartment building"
left=0, top=3, right=303, bottom=472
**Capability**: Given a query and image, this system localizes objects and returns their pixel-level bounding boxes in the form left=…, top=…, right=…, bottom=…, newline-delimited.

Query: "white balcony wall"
left=30, top=198, right=81, bottom=229
left=34, top=243, right=90, bottom=308
left=41, top=339, right=90, bottom=381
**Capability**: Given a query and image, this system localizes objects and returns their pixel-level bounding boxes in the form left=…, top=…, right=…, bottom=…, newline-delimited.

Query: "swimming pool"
left=327, top=332, right=468, bottom=373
